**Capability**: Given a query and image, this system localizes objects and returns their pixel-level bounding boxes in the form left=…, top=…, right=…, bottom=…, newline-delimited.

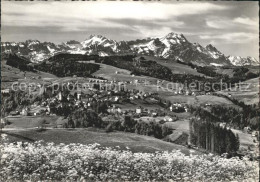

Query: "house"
left=219, top=123, right=227, bottom=128
left=191, top=92, right=196, bottom=96
left=1, top=118, right=8, bottom=126
left=46, top=105, right=51, bottom=112
left=114, top=96, right=119, bottom=102
left=252, top=131, right=259, bottom=138
left=152, top=112, right=158, bottom=117
left=184, top=106, right=188, bottom=112
left=77, top=93, right=82, bottom=100
left=178, top=89, right=184, bottom=94
left=136, top=107, right=142, bottom=114
left=185, top=90, right=191, bottom=95
left=243, top=126, right=251, bottom=133
left=117, top=107, right=122, bottom=113
left=170, top=103, right=185, bottom=113
left=75, top=100, right=82, bottom=106
left=21, top=107, right=29, bottom=116
left=34, top=112, right=40, bottom=116
left=41, top=101, right=47, bottom=107
left=10, top=111, right=19, bottom=116
left=164, top=116, right=173, bottom=122
left=58, top=92, right=62, bottom=101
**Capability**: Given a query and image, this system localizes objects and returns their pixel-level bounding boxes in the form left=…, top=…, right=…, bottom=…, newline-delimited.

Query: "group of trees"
left=47, top=53, right=99, bottom=62
left=1, top=90, right=33, bottom=117
left=65, top=110, right=172, bottom=140
left=105, top=116, right=172, bottom=139
left=189, top=104, right=259, bottom=130
left=177, top=59, right=259, bottom=88
left=134, top=120, right=172, bottom=139
left=36, top=59, right=100, bottom=77
left=211, top=94, right=259, bottom=129
left=189, top=118, right=240, bottom=154
left=6, top=54, right=35, bottom=72
left=67, top=109, right=102, bottom=128
left=97, top=55, right=173, bottom=80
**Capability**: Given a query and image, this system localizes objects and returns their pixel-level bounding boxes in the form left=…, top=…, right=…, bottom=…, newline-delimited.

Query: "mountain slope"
left=227, top=56, right=259, bottom=66
left=1, top=33, right=258, bottom=66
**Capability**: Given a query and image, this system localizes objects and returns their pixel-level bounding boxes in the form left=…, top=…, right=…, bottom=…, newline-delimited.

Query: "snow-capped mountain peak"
left=206, top=44, right=219, bottom=53
left=1, top=32, right=258, bottom=66
left=81, top=35, right=116, bottom=48
left=227, top=56, right=259, bottom=66
left=161, top=32, right=187, bottom=45
left=164, top=32, right=185, bottom=39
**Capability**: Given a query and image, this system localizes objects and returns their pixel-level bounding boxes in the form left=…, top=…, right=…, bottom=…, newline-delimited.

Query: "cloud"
left=233, top=17, right=258, bottom=27
left=130, top=26, right=174, bottom=38
left=206, top=16, right=258, bottom=30
left=2, top=1, right=227, bottom=31
left=206, top=18, right=231, bottom=29
left=1, top=1, right=258, bottom=59
left=199, top=32, right=257, bottom=44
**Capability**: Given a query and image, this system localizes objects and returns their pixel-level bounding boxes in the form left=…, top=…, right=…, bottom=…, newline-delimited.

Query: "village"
left=2, top=77, right=193, bottom=128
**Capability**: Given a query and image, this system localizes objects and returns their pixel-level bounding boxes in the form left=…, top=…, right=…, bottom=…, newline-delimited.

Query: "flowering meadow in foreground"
left=0, top=140, right=259, bottom=182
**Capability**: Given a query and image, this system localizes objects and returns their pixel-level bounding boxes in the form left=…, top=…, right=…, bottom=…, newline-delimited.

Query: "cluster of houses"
left=6, top=79, right=187, bottom=125
left=170, top=103, right=188, bottom=113
left=4, top=77, right=190, bottom=127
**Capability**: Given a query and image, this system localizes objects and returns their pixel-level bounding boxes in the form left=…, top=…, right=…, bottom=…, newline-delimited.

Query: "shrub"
left=0, top=141, right=258, bottom=181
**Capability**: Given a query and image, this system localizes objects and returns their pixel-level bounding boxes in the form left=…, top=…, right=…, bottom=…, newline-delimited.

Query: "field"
left=93, top=63, right=163, bottom=83
left=1, top=54, right=259, bottom=181
left=1, top=60, right=57, bottom=89
left=3, top=113, right=256, bottom=154
left=165, top=119, right=257, bottom=151
left=218, top=77, right=259, bottom=105
left=2, top=128, right=194, bottom=154
left=4, top=115, right=59, bottom=129
left=139, top=56, right=204, bottom=76
left=162, top=94, right=239, bottom=109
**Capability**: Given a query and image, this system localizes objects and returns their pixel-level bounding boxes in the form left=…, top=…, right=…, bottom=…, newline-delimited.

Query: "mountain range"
left=1, top=32, right=259, bottom=66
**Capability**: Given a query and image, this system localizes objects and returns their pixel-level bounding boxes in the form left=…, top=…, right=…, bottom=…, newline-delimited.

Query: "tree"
left=67, top=116, right=75, bottom=128
left=234, top=134, right=240, bottom=152
left=37, top=119, right=47, bottom=130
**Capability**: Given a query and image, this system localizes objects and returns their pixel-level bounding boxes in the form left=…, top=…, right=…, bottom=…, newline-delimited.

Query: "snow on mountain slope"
left=1, top=32, right=258, bottom=66
left=227, top=56, right=259, bottom=66
left=210, top=63, right=224, bottom=67
left=81, top=35, right=117, bottom=49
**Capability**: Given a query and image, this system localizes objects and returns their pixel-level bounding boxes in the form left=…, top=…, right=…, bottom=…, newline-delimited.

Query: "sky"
left=1, top=1, right=259, bottom=59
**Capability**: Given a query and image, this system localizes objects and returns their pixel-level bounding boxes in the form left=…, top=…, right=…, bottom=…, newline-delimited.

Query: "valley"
left=1, top=1, right=259, bottom=181
left=1, top=52, right=259, bottom=159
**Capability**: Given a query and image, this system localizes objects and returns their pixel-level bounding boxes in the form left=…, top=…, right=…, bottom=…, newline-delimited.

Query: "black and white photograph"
left=0, top=0, right=259, bottom=181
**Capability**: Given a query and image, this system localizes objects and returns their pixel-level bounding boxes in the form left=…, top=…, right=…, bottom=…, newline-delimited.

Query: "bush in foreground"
left=0, top=140, right=258, bottom=181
